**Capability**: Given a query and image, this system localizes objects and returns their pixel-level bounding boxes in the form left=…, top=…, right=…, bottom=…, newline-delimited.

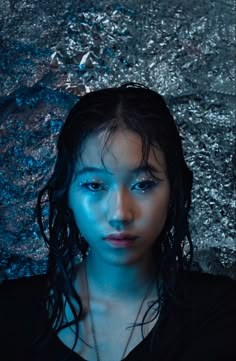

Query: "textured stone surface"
left=0, top=0, right=235, bottom=279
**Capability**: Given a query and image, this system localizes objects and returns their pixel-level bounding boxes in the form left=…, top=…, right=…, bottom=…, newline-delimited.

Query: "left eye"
left=132, top=181, right=157, bottom=191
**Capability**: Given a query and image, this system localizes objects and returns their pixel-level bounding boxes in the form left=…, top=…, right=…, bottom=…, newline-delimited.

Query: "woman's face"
left=68, top=129, right=170, bottom=267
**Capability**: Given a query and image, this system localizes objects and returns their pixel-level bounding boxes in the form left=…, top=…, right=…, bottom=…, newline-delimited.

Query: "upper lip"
left=104, top=232, right=137, bottom=240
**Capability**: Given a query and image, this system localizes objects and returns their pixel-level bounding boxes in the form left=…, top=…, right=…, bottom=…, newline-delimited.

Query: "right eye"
left=82, top=182, right=104, bottom=192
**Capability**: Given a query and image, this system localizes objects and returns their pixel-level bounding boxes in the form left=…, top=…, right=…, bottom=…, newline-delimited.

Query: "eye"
left=132, top=180, right=158, bottom=192
left=83, top=182, right=105, bottom=192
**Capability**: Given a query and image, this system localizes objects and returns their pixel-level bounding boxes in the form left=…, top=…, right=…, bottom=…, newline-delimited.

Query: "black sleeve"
left=181, top=272, right=236, bottom=361
left=0, top=275, right=48, bottom=361
left=152, top=272, right=236, bottom=361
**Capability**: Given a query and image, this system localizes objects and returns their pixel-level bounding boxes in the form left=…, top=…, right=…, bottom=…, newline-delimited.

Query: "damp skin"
left=68, top=129, right=170, bottom=267
left=78, top=176, right=160, bottom=195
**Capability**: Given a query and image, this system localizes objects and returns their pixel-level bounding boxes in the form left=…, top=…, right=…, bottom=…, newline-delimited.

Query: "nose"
left=108, top=187, right=134, bottom=229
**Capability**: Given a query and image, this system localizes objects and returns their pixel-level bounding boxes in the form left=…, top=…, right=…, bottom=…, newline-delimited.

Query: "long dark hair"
left=36, top=83, right=193, bottom=352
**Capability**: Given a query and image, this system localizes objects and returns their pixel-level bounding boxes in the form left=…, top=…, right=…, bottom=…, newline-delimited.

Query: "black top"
left=0, top=271, right=235, bottom=361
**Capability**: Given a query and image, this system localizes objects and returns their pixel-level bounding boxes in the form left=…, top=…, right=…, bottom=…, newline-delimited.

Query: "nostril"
left=109, top=219, right=132, bottom=230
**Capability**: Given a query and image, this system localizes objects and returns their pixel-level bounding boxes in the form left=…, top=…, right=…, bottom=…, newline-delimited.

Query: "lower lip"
left=105, top=239, right=136, bottom=248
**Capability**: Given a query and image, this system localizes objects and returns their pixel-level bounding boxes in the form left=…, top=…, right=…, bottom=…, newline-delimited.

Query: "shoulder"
left=0, top=274, right=48, bottom=329
left=0, top=273, right=48, bottom=290
left=169, top=271, right=236, bottom=360
left=179, top=269, right=236, bottom=286
left=0, top=274, right=48, bottom=306
left=176, top=271, right=236, bottom=305
left=0, top=274, right=49, bottom=356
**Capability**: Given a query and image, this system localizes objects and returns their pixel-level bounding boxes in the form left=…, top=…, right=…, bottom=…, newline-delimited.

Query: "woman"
left=0, top=83, right=235, bottom=361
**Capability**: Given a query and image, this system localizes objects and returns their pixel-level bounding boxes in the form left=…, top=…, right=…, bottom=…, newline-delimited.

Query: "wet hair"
left=36, top=83, right=193, bottom=353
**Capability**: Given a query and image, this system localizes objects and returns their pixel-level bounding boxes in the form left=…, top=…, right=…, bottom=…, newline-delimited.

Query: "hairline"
left=72, top=123, right=167, bottom=182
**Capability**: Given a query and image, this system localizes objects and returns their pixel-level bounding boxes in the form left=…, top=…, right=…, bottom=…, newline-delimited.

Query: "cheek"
left=69, top=195, right=102, bottom=232
left=144, top=193, right=170, bottom=229
left=72, top=207, right=94, bottom=240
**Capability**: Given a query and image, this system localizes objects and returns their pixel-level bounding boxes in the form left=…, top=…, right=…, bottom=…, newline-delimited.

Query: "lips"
left=104, top=233, right=137, bottom=248
left=104, top=232, right=137, bottom=241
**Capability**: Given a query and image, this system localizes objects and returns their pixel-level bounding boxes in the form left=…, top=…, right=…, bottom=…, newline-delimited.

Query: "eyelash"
left=81, top=180, right=159, bottom=193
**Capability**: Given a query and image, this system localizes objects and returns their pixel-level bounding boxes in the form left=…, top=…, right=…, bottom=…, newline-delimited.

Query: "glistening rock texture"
left=0, top=0, right=235, bottom=280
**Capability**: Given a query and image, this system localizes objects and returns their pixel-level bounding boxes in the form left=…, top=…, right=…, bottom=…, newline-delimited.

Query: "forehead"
left=78, top=129, right=167, bottom=172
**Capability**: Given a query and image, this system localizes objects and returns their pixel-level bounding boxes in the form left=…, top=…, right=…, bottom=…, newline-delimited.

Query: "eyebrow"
left=76, top=164, right=162, bottom=176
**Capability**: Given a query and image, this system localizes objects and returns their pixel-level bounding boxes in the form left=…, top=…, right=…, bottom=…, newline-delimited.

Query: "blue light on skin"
left=78, top=174, right=160, bottom=194
left=68, top=128, right=170, bottom=301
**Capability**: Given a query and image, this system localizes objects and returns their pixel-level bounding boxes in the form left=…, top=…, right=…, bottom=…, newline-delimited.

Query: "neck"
left=83, top=252, right=156, bottom=301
